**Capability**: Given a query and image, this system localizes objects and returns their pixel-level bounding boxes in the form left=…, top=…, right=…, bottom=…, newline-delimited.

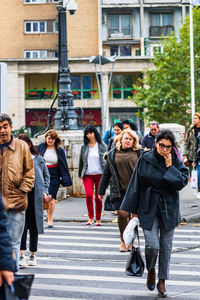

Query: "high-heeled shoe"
left=146, top=269, right=155, bottom=291
left=157, top=283, right=168, bottom=298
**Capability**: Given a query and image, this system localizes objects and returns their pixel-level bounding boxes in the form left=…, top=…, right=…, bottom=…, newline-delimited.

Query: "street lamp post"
left=54, top=0, right=78, bottom=130
left=182, top=0, right=196, bottom=121
left=89, top=55, right=117, bottom=135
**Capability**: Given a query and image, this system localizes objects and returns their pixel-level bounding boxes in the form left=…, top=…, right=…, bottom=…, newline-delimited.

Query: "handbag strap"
left=134, top=225, right=141, bottom=248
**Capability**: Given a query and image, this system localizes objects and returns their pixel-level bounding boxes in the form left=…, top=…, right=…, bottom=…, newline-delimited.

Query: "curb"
left=52, top=215, right=200, bottom=223
left=182, top=213, right=200, bottom=223
left=52, top=217, right=116, bottom=223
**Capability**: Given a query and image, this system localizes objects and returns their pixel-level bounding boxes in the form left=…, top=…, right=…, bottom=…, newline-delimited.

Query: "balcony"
left=111, top=88, right=136, bottom=99
left=149, top=25, right=174, bottom=37
left=25, top=89, right=55, bottom=100
left=109, top=29, right=132, bottom=39
left=25, top=89, right=99, bottom=100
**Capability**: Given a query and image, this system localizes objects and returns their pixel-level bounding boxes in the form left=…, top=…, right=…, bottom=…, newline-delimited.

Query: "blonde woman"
left=98, top=129, right=143, bottom=252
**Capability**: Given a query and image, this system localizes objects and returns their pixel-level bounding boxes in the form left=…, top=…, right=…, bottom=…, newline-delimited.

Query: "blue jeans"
left=7, top=210, right=25, bottom=271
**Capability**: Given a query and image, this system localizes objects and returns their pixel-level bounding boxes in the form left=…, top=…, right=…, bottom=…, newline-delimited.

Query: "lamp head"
left=63, top=0, right=77, bottom=14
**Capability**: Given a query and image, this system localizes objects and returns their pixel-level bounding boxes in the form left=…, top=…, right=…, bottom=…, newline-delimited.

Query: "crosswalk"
left=19, top=222, right=200, bottom=300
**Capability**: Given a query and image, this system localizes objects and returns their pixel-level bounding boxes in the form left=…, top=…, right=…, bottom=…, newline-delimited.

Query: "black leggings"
left=20, top=224, right=38, bottom=253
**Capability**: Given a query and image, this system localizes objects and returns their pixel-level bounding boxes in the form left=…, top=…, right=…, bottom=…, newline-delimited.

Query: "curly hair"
left=45, top=129, right=61, bottom=149
left=115, top=128, right=141, bottom=151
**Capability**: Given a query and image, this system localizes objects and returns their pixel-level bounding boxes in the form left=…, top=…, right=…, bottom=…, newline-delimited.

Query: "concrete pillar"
left=140, top=0, right=145, bottom=56
left=18, top=74, right=25, bottom=128
left=6, top=63, right=21, bottom=129
left=182, top=5, right=186, bottom=22
left=34, top=130, right=85, bottom=199
left=102, top=72, right=109, bottom=131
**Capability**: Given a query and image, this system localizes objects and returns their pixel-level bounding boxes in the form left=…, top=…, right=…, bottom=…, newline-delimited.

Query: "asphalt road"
left=19, top=221, right=200, bottom=300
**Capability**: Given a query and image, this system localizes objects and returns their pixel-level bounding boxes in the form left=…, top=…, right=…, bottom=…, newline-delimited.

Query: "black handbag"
left=104, top=195, right=115, bottom=211
left=0, top=274, right=34, bottom=300
left=125, top=226, right=144, bottom=277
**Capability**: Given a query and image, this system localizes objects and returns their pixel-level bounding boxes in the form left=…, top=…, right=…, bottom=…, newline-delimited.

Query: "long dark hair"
left=83, top=125, right=102, bottom=145
left=18, top=134, right=39, bottom=156
left=155, top=130, right=176, bottom=148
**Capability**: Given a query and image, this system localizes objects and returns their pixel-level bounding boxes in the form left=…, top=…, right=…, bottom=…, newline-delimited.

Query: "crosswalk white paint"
left=21, top=222, right=200, bottom=300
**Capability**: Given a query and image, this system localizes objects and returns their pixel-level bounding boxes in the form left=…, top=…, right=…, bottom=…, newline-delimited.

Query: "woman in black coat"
left=37, top=129, right=72, bottom=228
left=120, top=130, right=188, bottom=297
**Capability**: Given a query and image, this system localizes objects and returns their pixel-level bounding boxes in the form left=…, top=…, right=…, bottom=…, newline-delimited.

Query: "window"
left=149, top=44, right=163, bottom=56
left=24, top=50, right=58, bottom=59
left=25, top=21, right=46, bottom=33
left=53, top=21, right=58, bottom=33
left=109, top=14, right=131, bottom=37
left=150, top=13, right=174, bottom=36
left=110, top=45, right=132, bottom=56
left=111, top=75, right=133, bottom=99
left=24, top=50, right=47, bottom=59
left=71, top=75, right=93, bottom=100
left=24, top=0, right=46, bottom=3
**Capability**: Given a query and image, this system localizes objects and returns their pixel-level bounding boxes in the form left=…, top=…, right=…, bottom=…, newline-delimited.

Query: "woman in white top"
left=78, top=125, right=107, bottom=225
left=37, top=130, right=72, bottom=228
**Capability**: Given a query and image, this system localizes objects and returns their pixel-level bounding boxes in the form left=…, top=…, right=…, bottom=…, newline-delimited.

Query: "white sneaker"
left=19, top=256, right=26, bottom=267
left=28, top=255, right=37, bottom=266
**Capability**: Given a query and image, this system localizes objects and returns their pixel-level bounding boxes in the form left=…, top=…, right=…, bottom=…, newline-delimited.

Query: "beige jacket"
left=0, top=137, right=35, bottom=210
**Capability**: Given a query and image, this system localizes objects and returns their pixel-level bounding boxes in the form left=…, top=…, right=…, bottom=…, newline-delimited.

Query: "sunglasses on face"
left=158, top=143, right=172, bottom=150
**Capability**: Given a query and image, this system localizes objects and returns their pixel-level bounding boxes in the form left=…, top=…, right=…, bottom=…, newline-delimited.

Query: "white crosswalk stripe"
left=18, top=222, right=200, bottom=300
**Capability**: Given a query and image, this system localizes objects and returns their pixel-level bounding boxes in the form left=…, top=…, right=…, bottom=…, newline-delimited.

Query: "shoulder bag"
left=104, top=195, right=115, bottom=211
left=125, top=226, right=144, bottom=277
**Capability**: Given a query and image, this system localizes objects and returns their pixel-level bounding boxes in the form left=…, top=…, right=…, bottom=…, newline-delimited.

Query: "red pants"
left=82, top=174, right=102, bottom=220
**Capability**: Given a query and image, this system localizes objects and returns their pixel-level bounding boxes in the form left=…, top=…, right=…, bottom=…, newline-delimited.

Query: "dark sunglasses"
left=150, top=129, right=157, bottom=131
left=158, top=143, right=172, bottom=150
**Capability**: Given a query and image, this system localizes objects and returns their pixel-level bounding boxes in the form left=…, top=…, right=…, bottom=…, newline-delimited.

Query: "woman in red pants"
left=78, top=125, right=107, bottom=226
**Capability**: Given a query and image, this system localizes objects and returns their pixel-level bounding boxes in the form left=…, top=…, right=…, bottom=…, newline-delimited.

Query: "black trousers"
left=20, top=189, right=38, bottom=253
left=20, top=225, right=38, bottom=252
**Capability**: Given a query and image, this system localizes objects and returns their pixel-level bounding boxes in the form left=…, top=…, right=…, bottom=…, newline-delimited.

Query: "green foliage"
left=132, top=7, right=200, bottom=126
left=12, top=126, right=30, bottom=137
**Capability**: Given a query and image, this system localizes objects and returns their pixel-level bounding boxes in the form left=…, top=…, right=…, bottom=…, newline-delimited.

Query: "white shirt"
left=85, top=143, right=103, bottom=175
left=44, top=148, right=58, bottom=165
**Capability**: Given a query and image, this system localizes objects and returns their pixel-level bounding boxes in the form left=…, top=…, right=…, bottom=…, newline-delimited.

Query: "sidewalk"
left=53, top=184, right=200, bottom=223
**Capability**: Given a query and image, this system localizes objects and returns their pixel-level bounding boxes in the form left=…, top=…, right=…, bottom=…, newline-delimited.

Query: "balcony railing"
left=149, top=25, right=174, bottom=37
left=109, top=28, right=132, bottom=38
left=25, top=89, right=98, bottom=100
left=25, top=89, right=55, bottom=100
left=111, top=88, right=135, bottom=99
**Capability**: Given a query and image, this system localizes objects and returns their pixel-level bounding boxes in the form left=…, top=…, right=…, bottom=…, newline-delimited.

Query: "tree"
left=133, top=7, right=200, bottom=126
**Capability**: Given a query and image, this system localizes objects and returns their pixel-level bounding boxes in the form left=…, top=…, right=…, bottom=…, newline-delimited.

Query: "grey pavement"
left=53, top=184, right=200, bottom=223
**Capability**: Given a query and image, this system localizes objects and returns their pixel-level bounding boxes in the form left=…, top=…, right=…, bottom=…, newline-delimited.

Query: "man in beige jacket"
left=0, top=113, right=34, bottom=271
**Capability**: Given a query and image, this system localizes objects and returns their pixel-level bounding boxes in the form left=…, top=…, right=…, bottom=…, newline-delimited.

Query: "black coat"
left=37, top=143, right=72, bottom=187
left=0, top=195, right=15, bottom=272
left=98, top=148, right=143, bottom=202
left=120, top=151, right=188, bottom=231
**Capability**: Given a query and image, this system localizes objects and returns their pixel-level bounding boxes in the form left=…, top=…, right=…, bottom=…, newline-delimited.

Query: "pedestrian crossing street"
left=19, top=222, right=200, bottom=300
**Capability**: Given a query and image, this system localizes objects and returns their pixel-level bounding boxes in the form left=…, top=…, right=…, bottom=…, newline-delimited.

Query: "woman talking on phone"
left=120, top=130, right=188, bottom=297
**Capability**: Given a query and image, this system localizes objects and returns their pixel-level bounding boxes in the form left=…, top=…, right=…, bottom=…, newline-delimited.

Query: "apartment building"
left=0, top=0, right=186, bottom=135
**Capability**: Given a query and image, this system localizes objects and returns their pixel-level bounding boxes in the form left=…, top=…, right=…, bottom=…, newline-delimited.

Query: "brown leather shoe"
left=146, top=269, right=156, bottom=291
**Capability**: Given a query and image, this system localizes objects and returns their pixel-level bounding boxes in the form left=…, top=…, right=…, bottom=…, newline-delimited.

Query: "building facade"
left=0, top=0, right=187, bottom=135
